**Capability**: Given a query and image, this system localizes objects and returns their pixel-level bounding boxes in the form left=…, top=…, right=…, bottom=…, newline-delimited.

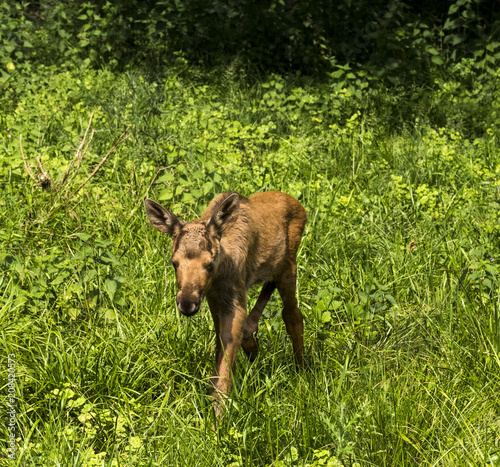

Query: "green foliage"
left=0, top=1, right=130, bottom=72
left=1, top=231, right=127, bottom=320
left=1, top=40, right=500, bottom=465
left=1, top=0, right=500, bottom=76
left=0, top=1, right=35, bottom=73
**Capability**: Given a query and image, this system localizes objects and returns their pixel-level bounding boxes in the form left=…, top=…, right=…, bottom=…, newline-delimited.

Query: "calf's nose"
left=176, top=295, right=201, bottom=316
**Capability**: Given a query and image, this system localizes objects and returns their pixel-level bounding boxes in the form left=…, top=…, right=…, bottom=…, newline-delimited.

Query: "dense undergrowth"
left=1, top=2, right=500, bottom=464
left=0, top=60, right=499, bottom=465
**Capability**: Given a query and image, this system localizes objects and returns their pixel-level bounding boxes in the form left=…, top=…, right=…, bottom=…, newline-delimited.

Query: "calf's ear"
left=207, top=193, right=240, bottom=236
left=145, top=199, right=184, bottom=237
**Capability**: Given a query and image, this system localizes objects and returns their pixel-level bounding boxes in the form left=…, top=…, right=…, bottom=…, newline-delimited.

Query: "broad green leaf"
left=104, top=278, right=117, bottom=301
left=158, top=189, right=173, bottom=201
left=75, top=232, right=91, bottom=241
left=322, top=311, right=332, bottom=323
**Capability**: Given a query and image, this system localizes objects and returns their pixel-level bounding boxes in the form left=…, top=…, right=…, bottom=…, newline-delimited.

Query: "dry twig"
left=20, top=134, right=37, bottom=182
left=73, top=125, right=131, bottom=195
left=60, top=113, right=94, bottom=187
left=20, top=114, right=130, bottom=199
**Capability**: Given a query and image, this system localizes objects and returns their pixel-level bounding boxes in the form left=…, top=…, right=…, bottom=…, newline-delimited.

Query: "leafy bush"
left=2, top=0, right=500, bottom=76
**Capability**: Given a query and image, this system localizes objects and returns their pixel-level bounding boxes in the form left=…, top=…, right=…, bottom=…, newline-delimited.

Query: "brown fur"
left=145, top=191, right=307, bottom=414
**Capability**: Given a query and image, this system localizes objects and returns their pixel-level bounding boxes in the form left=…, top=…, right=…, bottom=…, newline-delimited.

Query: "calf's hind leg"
left=278, top=266, right=304, bottom=367
left=241, top=282, right=276, bottom=361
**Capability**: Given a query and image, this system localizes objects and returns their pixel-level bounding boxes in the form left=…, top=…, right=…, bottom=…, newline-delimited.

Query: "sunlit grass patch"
left=1, top=64, right=499, bottom=465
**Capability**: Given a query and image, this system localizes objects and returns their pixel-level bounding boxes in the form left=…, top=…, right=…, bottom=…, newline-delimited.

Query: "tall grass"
left=0, top=66, right=499, bottom=466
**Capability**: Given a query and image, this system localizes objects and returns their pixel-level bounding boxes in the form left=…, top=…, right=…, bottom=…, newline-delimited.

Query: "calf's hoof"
left=241, top=336, right=259, bottom=362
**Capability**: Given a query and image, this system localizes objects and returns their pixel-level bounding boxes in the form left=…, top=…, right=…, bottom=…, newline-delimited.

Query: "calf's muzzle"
left=176, top=292, right=202, bottom=316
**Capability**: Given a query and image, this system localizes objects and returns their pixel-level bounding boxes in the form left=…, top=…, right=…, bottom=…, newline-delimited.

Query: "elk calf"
left=145, top=191, right=306, bottom=412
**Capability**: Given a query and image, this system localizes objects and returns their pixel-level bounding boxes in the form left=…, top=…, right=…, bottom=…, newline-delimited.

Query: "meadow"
left=1, top=58, right=500, bottom=465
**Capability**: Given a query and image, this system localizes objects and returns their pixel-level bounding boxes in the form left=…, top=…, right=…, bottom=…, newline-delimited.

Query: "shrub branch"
left=19, top=114, right=130, bottom=198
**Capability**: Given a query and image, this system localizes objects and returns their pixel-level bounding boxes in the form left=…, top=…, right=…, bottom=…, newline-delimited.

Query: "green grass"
left=1, top=64, right=500, bottom=466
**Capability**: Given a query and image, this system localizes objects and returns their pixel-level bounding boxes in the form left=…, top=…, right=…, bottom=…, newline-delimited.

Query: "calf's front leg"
left=208, top=295, right=247, bottom=415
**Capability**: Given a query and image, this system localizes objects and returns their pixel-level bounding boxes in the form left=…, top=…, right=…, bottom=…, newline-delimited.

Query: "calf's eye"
left=206, top=261, right=215, bottom=272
